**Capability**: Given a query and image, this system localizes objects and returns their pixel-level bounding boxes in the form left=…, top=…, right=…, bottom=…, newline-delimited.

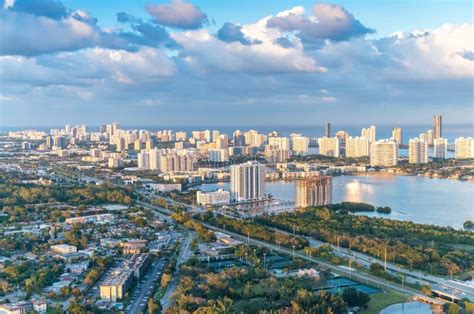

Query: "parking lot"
left=125, top=259, right=167, bottom=314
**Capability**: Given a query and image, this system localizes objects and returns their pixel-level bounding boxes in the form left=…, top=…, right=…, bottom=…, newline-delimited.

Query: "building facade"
left=295, top=176, right=332, bottom=208
left=370, top=140, right=398, bottom=167
left=409, top=138, right=429, bottom=163
left=230, top=161, right=266, bottom=202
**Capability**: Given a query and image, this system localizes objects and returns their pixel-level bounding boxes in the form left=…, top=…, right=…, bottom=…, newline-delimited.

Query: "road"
left=126, top=259, right=167, bottom=314
left=309, top=238, right=474, bottom=300
left=198, top=221, right=448, bottom=305
left=161, top=231, right=195, bottom=311
left=139, top=197, right=474, bottom=300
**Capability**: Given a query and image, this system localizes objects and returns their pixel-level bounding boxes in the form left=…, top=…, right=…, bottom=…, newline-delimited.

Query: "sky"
left=0, top=0, right=473, bottom=127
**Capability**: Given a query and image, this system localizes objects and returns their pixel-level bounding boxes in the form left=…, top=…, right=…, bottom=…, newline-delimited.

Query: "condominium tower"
left=345, top=136, right=369, bottom=158
left=370, top=140, right=398, bottom=167
left=318, top=137, right=340, bottom=157
left=455, top=137, right=474, bottom=159
left=408, top=138, right=429, bottom=163
left=434, top=115, right=442, bottom=139
left=391, top=128, right=403, bottom=146
left=230, top=161, right=266, bottom=202
left=295, top=176, right=332, bottom=208
left=433, top=138, right=448, bottom=159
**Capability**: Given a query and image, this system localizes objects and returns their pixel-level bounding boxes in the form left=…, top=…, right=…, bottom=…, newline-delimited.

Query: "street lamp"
left=292, top=245, right=295, bottom=260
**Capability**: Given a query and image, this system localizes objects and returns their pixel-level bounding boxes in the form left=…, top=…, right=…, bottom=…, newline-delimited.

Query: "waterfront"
left=200, top=174, right=474, bottom=229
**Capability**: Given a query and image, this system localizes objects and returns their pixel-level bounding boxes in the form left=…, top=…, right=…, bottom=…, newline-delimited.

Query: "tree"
left=147, top=298, right=161, bottom=314
left=161, top=273, right=172, bottom=289
left=68, top=301, right=87, bottom=314
left=342, top=287, right=370, bottom=308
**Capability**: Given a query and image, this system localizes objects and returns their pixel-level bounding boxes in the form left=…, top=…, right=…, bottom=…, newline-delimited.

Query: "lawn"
left=359, top=292, right=408, bottom=314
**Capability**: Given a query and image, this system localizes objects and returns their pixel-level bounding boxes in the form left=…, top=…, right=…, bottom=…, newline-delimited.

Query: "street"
left=161, top=231, right=195, bottom=311
left=126, top=259, right=167, bottom=314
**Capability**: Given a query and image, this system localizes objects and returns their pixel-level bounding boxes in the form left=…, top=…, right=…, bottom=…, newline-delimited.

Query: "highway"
left=138, top=197, right=473, bottom=301
left=307, top=238, right=474, bottom=300
left=198, top=221, right=447, bottom=304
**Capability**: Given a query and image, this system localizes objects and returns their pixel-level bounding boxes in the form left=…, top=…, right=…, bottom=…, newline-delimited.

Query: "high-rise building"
left=215, top=134, right=229, bottom=149
left=134, top=140, right=142, bottom=151
left=295, top=176, right=332, bottom=208
left=324, top=122, right=331, bottom=138
left=208, top=149, right=229, bottom=162
left=291, top=135, right=309, bottom=155
left=268, top=137, right=290, bottom=150
left=361, top=125, right=376, bottom=143
left=230, top=161, right=266, bottom=202
left=434, top=115, right=442, bottom=139
left=433, top=138, right=448, bottom=159
left=318, top=137, right=340, bottom=157
left=346, top=137, right=369, bottom=158
left=244, top=130, right=266, bottom=148
left=408, top=138, right=429, bottom=163
left=427, top=130, right=434, bottom=146
left=264, top=145, right=291, bottom=163
left=137, top=150, right=149, bottom=169
left=391, top=128, right=403, bottom=146
left=335, top=131, right=349, bottom=141
left=455, top=137, right=474, bottom=159
left=233, top=130, right=246, bottom=147
left=370, top=140, right=398, bottom=167
left=175, top=131, right=187, bottom=142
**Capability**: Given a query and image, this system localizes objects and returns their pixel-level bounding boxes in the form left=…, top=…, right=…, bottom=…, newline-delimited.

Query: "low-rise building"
left=100, top=268, right=133, bottom=301
left=150, top=183, right=182, bottom=193
left=196, top=189, right=231, bottom=205
left=50, top=244, right=77, bottom=255
left=120, top=240, right=147, bottom=254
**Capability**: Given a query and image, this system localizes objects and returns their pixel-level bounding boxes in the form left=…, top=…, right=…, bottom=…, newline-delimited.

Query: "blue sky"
left=1, top=0, right=473, bottom=127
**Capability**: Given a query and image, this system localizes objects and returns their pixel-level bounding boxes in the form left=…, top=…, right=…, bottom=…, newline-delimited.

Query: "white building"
left=291, top=135, right=309, bottom=155
left=318, top=137, right=340, bottom=157
left=370, top=140, right=398, bottom=167
left=51, top=244, right=77, bottom=254
left=433, top=138, right=448, bottom=159
left=108, top=156, right=123, bottom=169
left=391, top=128, right=403, bottom=146
left=455, top=137, right=474, bottom=159
left=361, top=125, right=376, bottom=143
left=230, top=161, right=266, bottom=202
left=196, top=189, right=231, bottom=205
left=268, top=137, right=290, bottom=150
left=409, top=138, right=429, bottom=163
left=137, top=150, right=149, bottom=169
left=345, top=137, right=369, bottom=158
left=151, top=183, right=182, bottom=193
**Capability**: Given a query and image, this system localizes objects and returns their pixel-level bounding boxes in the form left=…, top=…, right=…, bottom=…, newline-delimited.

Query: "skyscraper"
left=318, top=137, right=340, bottom=157
left=409, top=138, right=429, bottom=163
left=391, top=128, right=403, bottom=146
left=230, top=161, right=266, bottom=202
left=291, top=135, right=309, bottom=155
left=346, top=136, right=369, bottom=157
left=434, top=115, right=442, bottom=139
left=324, top=122, right=331, bottom=138
left=370, top=140, right=398, bottom=167
left=455, top=137, right=474, bottom=159
left=427, top=130, right=434, bottom=146
left=433, top=138, right=448, bottom=159
left=361, top=125, right=376, bottom=143
left=295, top=176, right=332, bottom=208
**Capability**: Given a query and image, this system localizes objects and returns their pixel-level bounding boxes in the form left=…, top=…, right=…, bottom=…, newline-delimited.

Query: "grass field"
left=359, top=292, right=409, bottom=314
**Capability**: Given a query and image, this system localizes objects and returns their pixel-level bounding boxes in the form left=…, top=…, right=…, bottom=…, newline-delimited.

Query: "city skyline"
left=1, top=0, right=473, bottom=127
